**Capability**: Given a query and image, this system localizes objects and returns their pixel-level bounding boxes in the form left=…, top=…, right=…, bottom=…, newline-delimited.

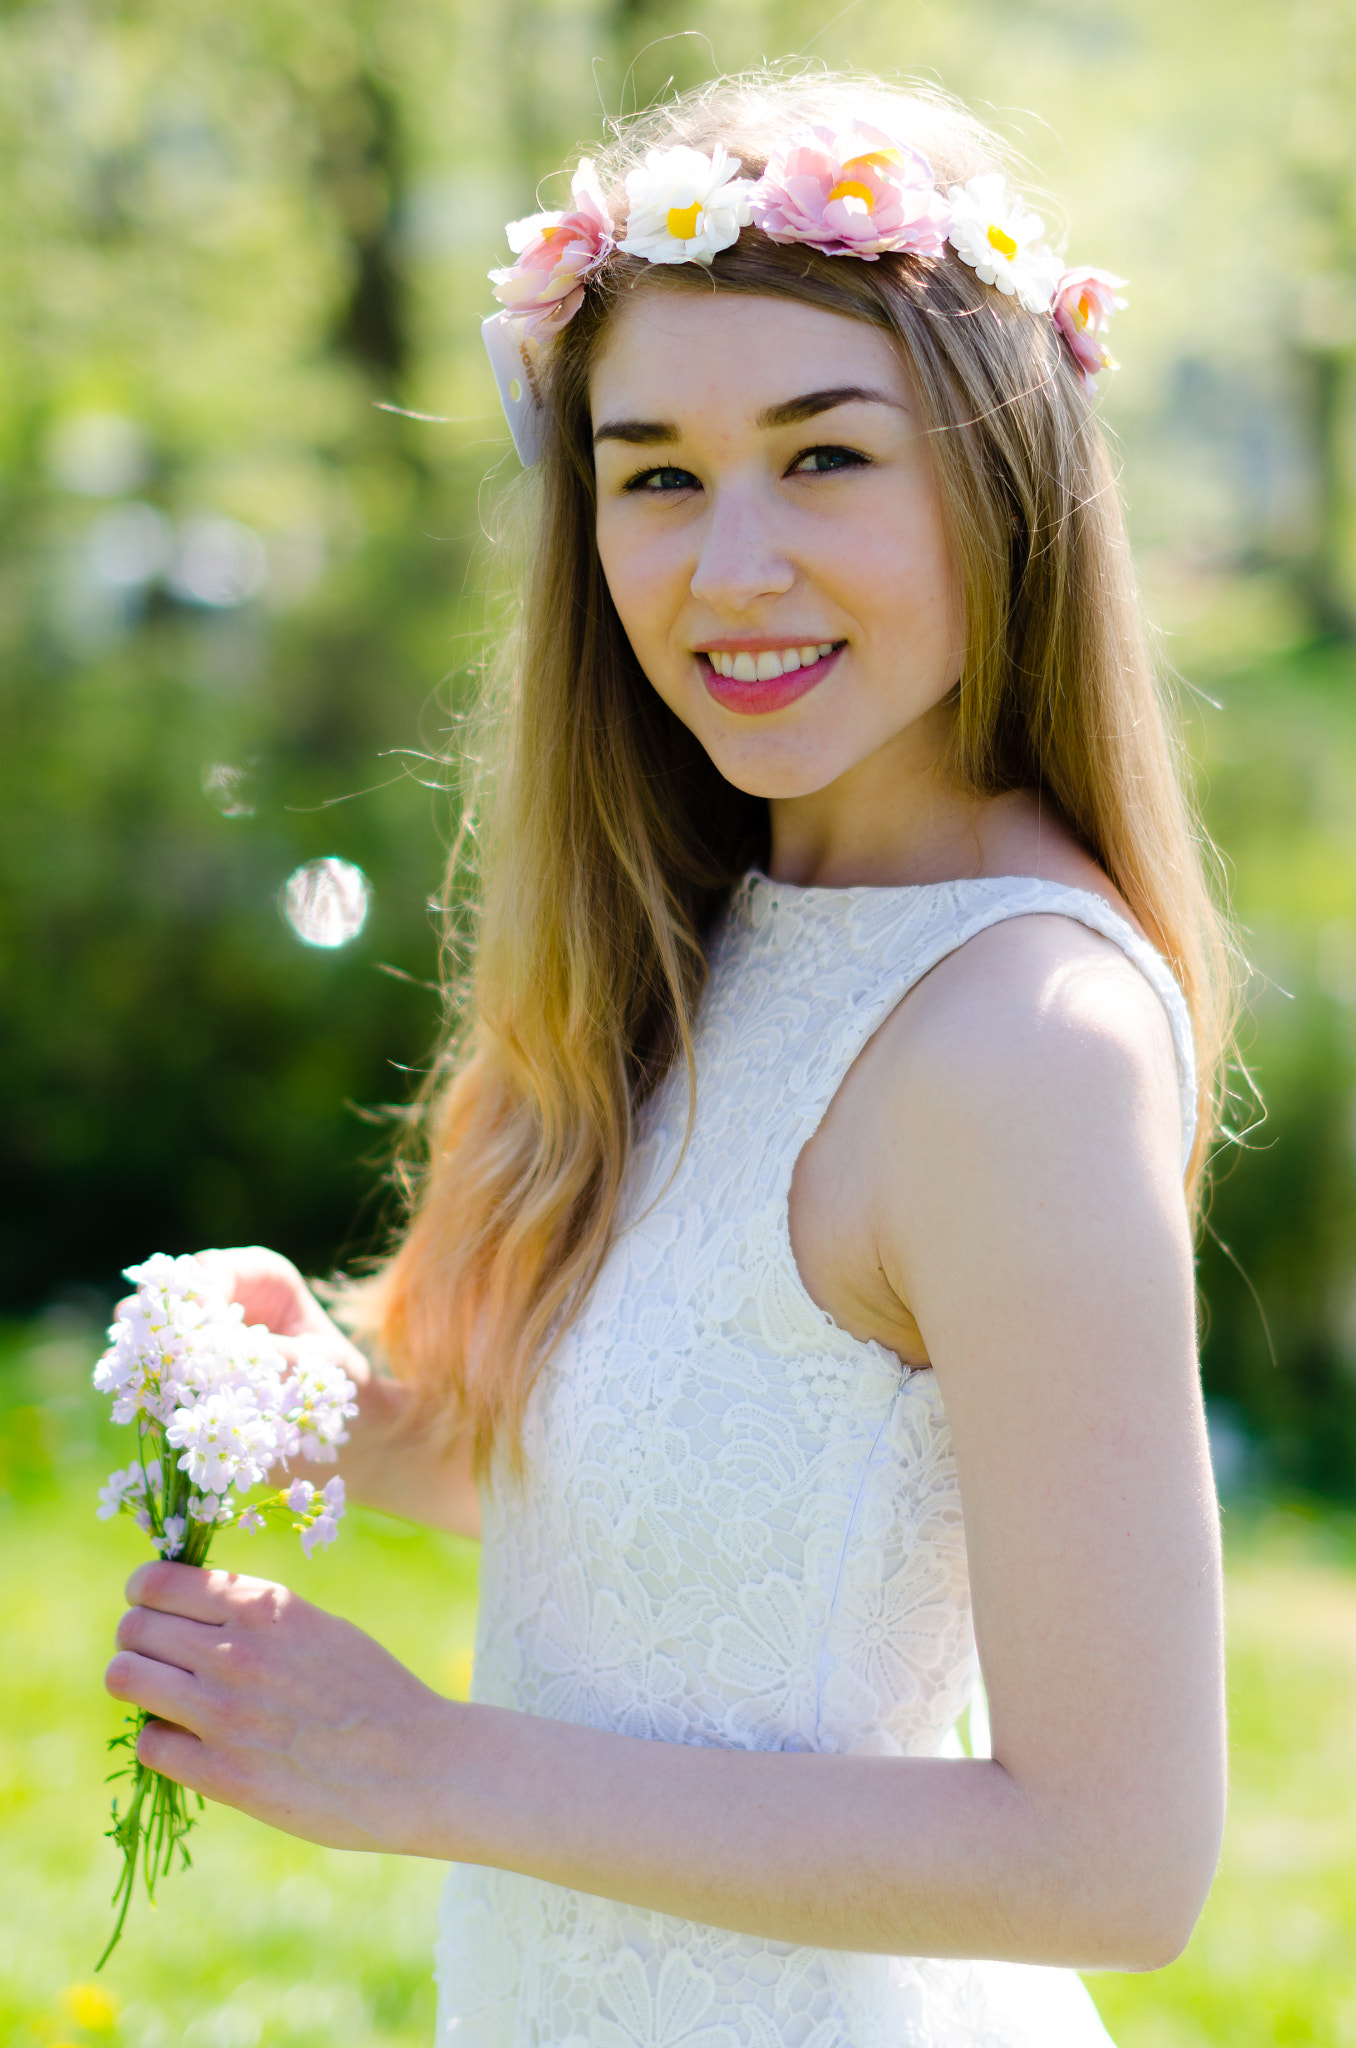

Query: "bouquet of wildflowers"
left=93, top=1253, right=358, bottom=1966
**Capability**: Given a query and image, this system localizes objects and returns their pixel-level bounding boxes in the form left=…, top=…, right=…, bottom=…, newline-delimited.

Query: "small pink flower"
left=751, top=121, right=951, bottom=261
left=1052, top=267, right=1127, bottom=390
left=489, top=159, right=614, bottom=340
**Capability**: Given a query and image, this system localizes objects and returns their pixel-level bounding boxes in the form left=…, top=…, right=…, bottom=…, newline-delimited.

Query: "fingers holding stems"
left=106, top=1562, right=460, bottom=1857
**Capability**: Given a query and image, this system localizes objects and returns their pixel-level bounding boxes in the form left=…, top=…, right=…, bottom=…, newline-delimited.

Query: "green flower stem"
left=97, top=1712, right=203, bottom=1970
left=97, top=1469, right=306, bottom=1967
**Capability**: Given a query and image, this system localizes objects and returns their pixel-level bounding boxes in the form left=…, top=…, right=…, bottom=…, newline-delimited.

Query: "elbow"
left=1098, top=1899, right=1203, bottom=1974
left=1027, top=1774, right=1224, bottom=1974
left=1067, top=1831, right=1222, bottom=1973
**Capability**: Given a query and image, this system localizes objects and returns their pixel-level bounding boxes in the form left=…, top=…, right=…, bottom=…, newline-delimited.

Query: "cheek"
left=849, top=496, right=961, bottom=654
left=595, top=515, right=685, bottom=658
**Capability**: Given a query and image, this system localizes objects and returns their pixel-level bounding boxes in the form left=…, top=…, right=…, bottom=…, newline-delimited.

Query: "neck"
left=766, top=709, right=1000, bottom=890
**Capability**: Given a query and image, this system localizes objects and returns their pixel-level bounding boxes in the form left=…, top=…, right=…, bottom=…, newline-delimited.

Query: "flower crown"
left=482, top=121, right=1125, bottom=464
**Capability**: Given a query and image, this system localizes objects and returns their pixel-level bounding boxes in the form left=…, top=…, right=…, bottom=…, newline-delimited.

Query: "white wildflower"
left=281, top=1345, right=358, bottom=1463
left=946, top=173, right=1061, bottom=314
left=299, top=1475, right=346, bottom=1557
left=187, top=1491, right=233, bottom=1523
left=96, top=1460, right=150, bottom=1520
left=96, top=1249, right=354, bottom=1564
left=301, top=1512, right=338, bottom=1557
left=620, top=144, right=755, bottom=266
left=167, top=1384, right=278, bottom=1495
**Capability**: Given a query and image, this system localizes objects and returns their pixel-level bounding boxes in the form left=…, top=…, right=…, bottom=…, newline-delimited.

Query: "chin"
left=702, top=732, right=859, bottom=803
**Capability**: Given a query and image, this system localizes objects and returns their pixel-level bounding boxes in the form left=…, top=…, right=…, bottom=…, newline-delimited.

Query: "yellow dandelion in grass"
left=64, top=1978, right=119, bottom=2029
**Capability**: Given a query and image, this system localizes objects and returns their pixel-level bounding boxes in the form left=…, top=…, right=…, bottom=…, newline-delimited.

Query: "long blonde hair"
left=359, top=71, right=1238, bottom=1472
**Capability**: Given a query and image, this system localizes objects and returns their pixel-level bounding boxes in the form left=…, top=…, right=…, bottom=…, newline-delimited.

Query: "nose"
left=688, top=481, right=795, bottom=612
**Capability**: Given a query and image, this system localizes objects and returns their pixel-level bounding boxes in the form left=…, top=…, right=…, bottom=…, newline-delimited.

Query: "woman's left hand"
left=105, top=1561, right=460, bottom=1856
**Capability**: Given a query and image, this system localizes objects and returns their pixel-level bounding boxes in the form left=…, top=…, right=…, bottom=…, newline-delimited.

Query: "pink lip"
left=699, top=645, right=842, bottom=716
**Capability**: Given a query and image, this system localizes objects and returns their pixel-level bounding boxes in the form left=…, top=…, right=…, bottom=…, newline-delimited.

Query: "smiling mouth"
left=701, top=641, right=839, bottom=682
left=696, top=640, right=845, bottom=716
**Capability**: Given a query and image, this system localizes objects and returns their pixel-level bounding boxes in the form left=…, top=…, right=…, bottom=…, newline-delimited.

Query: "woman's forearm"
left=408, top=1701, right=1209, bottom=1972
left=334, top=1372, right=480, bottom=1538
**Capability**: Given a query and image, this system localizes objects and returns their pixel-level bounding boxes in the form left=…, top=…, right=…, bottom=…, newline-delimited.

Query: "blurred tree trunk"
left=1287, top=10, right=1356, bottom=642
left=314, top=70, right=409, bottom=394
left=1293, top=338, right=1356, bottom=642
left=499, top=0, right=553, bottom=197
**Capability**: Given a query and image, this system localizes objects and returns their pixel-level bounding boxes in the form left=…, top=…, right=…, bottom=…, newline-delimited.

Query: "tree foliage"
left=1, top=0, right=1355, bottom=1487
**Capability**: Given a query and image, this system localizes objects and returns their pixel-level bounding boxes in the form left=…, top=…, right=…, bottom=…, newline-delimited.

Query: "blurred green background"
left=4, top=0, right=1356, bottom=2041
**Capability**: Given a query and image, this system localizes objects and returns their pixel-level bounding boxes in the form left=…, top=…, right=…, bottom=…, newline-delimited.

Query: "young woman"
left=106, top=71, right=1231, bottom=2048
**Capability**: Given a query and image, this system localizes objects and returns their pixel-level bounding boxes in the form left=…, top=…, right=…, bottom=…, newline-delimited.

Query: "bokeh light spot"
left=281, top=858, right=371, bottom=949
left=47, top=412, right=147, bottom=496
left=202, top=763, right=257, bottom=818
left=89, top=502, right=172, bottom=588
left=169, top=516, right=268, bottom=608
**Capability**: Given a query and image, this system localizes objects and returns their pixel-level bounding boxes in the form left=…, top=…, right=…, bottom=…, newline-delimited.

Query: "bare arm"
left=110, top=928, right=1223, bottom=1969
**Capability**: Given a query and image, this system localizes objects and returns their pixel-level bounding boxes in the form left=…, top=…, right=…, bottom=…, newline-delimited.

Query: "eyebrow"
left=591, top=384, right=906, bottom=447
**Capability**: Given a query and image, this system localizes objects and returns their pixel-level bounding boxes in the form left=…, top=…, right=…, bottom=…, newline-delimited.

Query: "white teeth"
left=705, top=643, right=836, bottom=681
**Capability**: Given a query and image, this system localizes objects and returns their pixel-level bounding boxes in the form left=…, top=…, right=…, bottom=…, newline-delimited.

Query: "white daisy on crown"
left=482, top=119, right=1127, bottom=460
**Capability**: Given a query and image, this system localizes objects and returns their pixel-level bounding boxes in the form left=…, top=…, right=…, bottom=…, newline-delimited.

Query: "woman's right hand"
left=189, top=1244, right=372, bottom=1384
left=150, top=1244, right=482, bottom=1540
left=116, top=1243, right=369, bottom=1378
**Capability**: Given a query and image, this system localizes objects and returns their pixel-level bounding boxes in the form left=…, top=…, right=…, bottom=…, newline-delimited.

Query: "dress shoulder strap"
left=740, top=873, right=1199, bottom=1176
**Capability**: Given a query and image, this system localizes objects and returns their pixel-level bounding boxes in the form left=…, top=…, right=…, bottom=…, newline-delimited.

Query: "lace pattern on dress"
left=436, top=873, right=1191, bottom=2046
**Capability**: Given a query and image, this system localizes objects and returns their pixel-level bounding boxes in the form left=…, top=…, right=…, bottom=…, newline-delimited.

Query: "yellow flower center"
left=986, top=223, right=1018, bottom=260
left=666, top=202, right=702, bottom=241
left=842, top=148, right=901, bottom=173
left=1075, top=292, right=1093, bottom=330
left=539, top=222, right=563, bottom=242
left=827, top=179, right=876, bottom=207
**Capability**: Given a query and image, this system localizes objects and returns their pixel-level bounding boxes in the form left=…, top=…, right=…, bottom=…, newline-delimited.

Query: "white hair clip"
left=481, top=310, right=547, bottom=468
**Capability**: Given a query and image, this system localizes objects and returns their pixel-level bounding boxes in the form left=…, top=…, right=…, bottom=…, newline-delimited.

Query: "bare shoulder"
left=854, top=904, right=1192, bottom=1333
left=867, top=786, right=1185, bottom=1149
left=884, top=908, right=1182, bottom=1130
left=788, top=902, right=1188, bottom=1362
left=857, top=909, right=1188, bottom=1286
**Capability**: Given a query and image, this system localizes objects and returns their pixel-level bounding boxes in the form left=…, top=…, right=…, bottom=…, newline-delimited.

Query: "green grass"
left=1, top=1320, right=478, bottom=2048
left=1088, top=1507, right=1356, bottom=2047
left=3, top=1322, right=1355, bottom=2047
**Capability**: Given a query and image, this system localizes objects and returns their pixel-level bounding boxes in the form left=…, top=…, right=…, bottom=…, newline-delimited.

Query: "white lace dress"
left=435, top=872, right=1198, bottom=2048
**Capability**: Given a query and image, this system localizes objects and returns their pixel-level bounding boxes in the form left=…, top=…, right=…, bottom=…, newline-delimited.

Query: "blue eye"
left=790, top=445, right=867, bottom=475
left=626, top=466, right=699, bottom=493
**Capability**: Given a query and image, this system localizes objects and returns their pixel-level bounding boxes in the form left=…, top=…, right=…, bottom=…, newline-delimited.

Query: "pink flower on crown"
left=489, top=159, right=615, bottom=340
left=751, top=121, right=952, bottom=261
left=1051, top=266, right=1127, bottom=390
